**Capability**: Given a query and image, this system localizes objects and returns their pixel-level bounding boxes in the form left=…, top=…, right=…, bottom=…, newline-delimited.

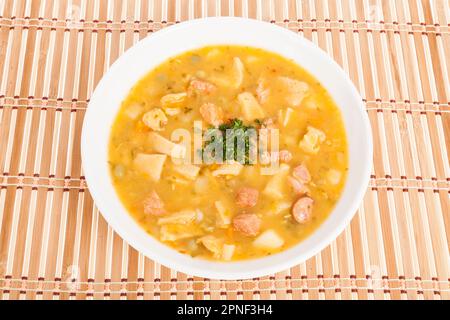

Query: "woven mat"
left=0, top=0, right=449, bottom=300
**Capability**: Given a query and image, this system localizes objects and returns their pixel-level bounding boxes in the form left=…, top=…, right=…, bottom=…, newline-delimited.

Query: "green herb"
left=202, top=118, right=257, bottom=165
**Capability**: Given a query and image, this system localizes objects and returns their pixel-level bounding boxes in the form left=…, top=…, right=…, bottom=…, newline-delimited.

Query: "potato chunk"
left=124, top=103, right=143, bottom=119
left=148, top=132, right=187, bottom=158
left=197, top=236, right=235, bottom=260
left=211, top=161, right=243, bottom=177
left=236, top=187, right=259, bottom=208
left=160, top=92, right=187, bottom=108
left=231, top=57, right=245, bottom=89
left=207, top=57, right=244, bottom=90
left=266, top=200, right=292, bottom=216
left=214, top=200, right=232, bottom=227
left=281, top=107, right=294, bottom=127
left=256, top=77, right=270, bottom=104
left=160, top=224, right=203, bottom=241
left=253, top=230, right=284, bottom=249
left=263, top=164, right=290, bottom=199
left=142, top=108, right=168, bottom=131
left=278, top=76, right=309, bottom=107
left=157, top=210, right=197, bottom=225
left=194, top=175, right=209, bottom=194
left=173, top=163, right=200, bottom=180
left=299, top=126, right=326, bottom=154
left=327, top=169, right=342, bottom=185
left=133, top=153, right=167, bottom=182
left=222, top=244, right=236, bottom=261
left=197, top=235, right=223, bottom=259
left=237, top=92, right=265, bottom=121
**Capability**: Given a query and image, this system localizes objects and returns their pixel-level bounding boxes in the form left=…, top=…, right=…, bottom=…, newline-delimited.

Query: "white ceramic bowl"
left=81, top=17, right=372, bottom=280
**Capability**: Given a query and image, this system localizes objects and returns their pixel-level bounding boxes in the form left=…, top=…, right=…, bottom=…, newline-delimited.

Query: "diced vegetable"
left=157, top=210, right=197, bottom=225
left=253, top=230, right=284, bottom=249
left=160, top=224, right=203, bottom=241
left=327, top=169, right=342, bottom=185
left=237, top=92, right=265, bottom=121
left=195, top=209, right=204, bottom=223
left=197, top=235, right=223, bottom=259
left=206, top=48, right=221, bottom=60
left=124, top=103, right=143, bottom=119
left=133, top=153, right=167, bottom=182
left=231, top=57, right=244, bottom=89
left=259, top=165, right=282, bottom=176
left=256, top=76, right=270, bottom=104
left=148, top=132, right=187, bottom=158
left=160, top=92, right=187, bottom=108
left=299, top=126, right=326, bottom=154
left=281, top=107, right=294, bottom=127
left=221, top=244, right=235, bottom=261
left=168, top=176, right=189, bottom=186
left=113, top=164, right=125, bottom=178
left=303, top=95, right=319, bottom=110
left=214, top=200, right=231, bottom=227
left=207, top=57, right=244, bottom=89
left=164, top=107, right=181, bottom=116
left=173, top=163, right=200, bottom=180
left=263, top=164, right=290, bottom=199
left=278, top=76, right=310, bottom=107
left=268, top=200, right=292, bottom=215
left=194, top=175, right=209, bottom=194
left=142, top=108, right=168, bottom=131
left=211, top=161, right=243, bottom=177
left=246, top=55, right=260, bottom=64
left=197, top=236, right=235, bottom=260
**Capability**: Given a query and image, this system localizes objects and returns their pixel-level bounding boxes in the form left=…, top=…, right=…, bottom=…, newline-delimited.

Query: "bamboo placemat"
left=0, top=0, right=449, bottom=300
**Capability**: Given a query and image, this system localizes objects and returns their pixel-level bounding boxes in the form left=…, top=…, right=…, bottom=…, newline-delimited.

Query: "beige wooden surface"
left=0, top=0, right=449, bottom=300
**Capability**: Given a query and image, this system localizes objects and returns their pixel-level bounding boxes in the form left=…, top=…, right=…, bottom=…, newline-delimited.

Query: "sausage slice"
left=292, top=164, right=311, bottom=184
left=188, top=79, right=216, bottom=95
left=236, top=187, right=259, bottom=208
left=233, top=214, right=261, bottom=236
left=292, top=197, right=314, bottom=224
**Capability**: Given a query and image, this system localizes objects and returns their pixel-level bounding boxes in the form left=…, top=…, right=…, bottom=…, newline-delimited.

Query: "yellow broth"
left=108, top=45, right=348, bottom=261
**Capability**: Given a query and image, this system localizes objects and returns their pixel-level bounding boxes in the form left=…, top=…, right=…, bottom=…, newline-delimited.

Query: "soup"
left=108, top=45, right=348, bottom=261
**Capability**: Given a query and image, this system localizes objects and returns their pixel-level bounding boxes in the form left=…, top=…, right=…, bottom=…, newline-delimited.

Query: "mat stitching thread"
left=2, top=277, right=449, bottom=284
left=1, top=179, right=448, bottom=191
left=2, top=175, right=448, bottom=184
left=1, top=287, right=448, bottom=294
left=1, top=97, right=449, bottom=107
left=0, top=16, right=447, bottom=28
left=0, top=21, right=448, bottom=35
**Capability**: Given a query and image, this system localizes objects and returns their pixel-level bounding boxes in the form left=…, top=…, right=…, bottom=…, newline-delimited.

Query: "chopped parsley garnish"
left=202, top=118, right=257, bottom=165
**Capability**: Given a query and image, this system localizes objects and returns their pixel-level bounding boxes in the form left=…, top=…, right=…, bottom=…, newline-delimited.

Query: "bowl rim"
left=81, top=16, right=373, bottom=280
